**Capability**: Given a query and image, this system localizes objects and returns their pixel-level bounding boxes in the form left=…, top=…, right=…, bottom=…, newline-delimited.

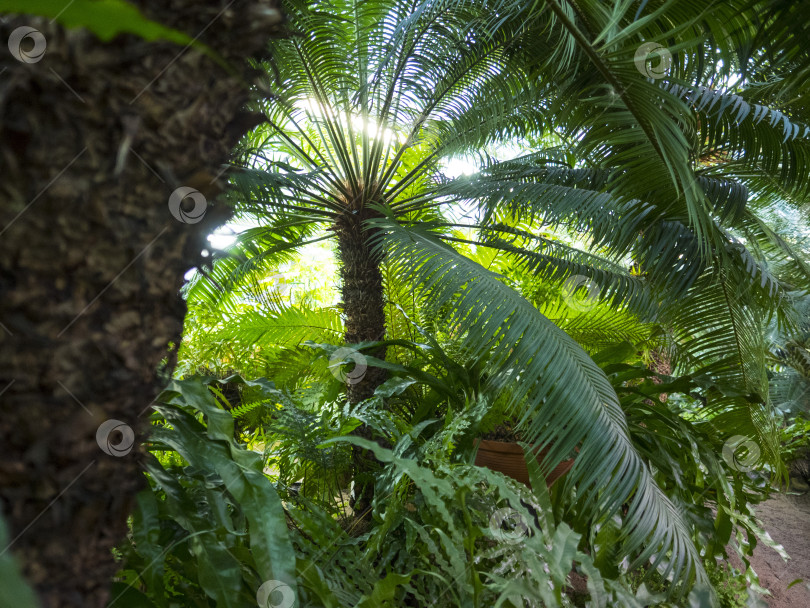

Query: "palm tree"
left=188, top=0, right=810, bottom=595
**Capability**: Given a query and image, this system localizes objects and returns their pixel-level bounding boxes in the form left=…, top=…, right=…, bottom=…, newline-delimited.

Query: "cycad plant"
left=186, top=0, right=810, bottom=596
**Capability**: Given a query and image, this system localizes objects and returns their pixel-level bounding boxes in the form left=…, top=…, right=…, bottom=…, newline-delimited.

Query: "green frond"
left=664, top=272, right=782, bottom=468
left=372, top=218, right=706, bottom=595
left=211, top=306, right=344, bottom=351
left=472, top=226, right=655, bottom=317
left=545, top=305, right=656, bottom=353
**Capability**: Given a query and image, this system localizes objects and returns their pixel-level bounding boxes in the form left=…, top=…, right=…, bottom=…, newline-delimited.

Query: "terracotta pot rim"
left=473, top=437, right=576, bottom=489
left=474, top=437, right=556, bottom=456
left=474, top=438, right=526, bottom=454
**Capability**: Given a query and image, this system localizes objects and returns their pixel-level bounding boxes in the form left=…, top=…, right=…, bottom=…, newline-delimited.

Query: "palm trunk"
left=630, top=255, right=672, bottom=401
left=335, top=208, right=387, bottom=513
left=648, top=348, right=672, bottom=402
left=0, top=3, right=283, bottom=606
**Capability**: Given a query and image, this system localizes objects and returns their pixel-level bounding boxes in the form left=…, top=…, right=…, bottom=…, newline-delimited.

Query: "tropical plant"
left=113, top=376, right=295, bottom=608
left=180, top=0, right=810, bottom=597
left=122, top=339, right=790, bottom=607
left=116, top=374, right=713, bottom=607
left=769, top=295, right=810, bottom=416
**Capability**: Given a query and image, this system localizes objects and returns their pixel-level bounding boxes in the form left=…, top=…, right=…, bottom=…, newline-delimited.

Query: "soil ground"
left=742, top=487, right=810, bottom=607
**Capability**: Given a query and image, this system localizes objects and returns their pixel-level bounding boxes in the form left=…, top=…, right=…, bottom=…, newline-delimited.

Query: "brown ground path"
left=743, top=488, right=810, bottom=607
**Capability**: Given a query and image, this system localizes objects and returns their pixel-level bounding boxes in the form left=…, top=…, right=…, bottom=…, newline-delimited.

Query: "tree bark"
left=335, top=208, right=388, bottom=513
left=649, top=348, right=672, bottom=402
left=0, top=3, right=283, bottom=606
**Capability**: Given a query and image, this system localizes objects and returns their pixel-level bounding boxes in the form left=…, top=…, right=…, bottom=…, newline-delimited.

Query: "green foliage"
left=313, top=434, right=620, bottom=607
left=780, top=416, right=810, bottom=465
left=588, top=355, right=776, bottom=600
left=373, top=219, right=708, bottom=594
left=181, top=0, right=810, bottom=487
left=263, top=401, right=355, bottom=511
left=113, top=376, right=295, bottom=607
left=117, top=375, right=639, bottom=607
left=705, top=563, right=748, bottom=608
left=120, top=361, right=782, bottom=607
left=769, top=295, right=810, bottom=420
left=617, top=562, right=748, bottom=608
left=164, top=0, right=810, bottom=604
left=0, top=511, right=39, bottom=608
left=0, top=0, right=195, bottom=45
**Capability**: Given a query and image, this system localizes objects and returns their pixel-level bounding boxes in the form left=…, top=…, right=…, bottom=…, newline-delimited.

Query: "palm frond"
left=664, top=272, right=782, bottom=468
left=372, top=217, right=706, bottom=594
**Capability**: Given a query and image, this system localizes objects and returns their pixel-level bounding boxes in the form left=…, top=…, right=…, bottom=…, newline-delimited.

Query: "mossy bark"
left=335, top=208, right=388, bottom=513
left=0, top=3, right=283, bottom=606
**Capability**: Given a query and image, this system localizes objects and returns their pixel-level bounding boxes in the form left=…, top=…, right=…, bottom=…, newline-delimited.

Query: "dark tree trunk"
left=336, top=210, right=388, bottom=401
left=335, top=208, right=388, bottom=513
left=0, top=3, right=283, bottom=606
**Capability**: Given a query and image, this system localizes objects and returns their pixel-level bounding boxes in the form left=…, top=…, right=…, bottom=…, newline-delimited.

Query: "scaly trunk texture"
left=0, top=3, right=283, bottom=606
left=336, top=208, right=388, bottom=513
left=649, top=348, right=672, bottom=402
